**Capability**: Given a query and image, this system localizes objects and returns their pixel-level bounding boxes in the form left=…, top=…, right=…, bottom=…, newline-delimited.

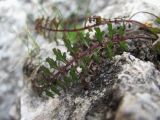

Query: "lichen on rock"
left=21, top=51, right=160, bottom=120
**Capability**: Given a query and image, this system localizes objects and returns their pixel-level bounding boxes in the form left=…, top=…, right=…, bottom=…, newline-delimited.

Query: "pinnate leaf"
left=95, top=27, right=105, bottom=41
left=63, top=36, right=74, bottom=53
left=45, top=90, right=54, bottom=97
left=155, top=17, right=160, bottom=24
left=63, top=76, right=71, bottom=86
left=149, top=27, right=160, bottom=34
left=105, top=41, right=114, bottom=59
left=41, top=65, right=51, bottom=76
left=70, top=67, right=78, bottom=81
left=51, top=85, right=61, bottom=95
left=46, top=57, right=58, bottom=69
left=52, top=48, right=67, bottom=63
left=117, top=25, right=125, bottom=36
left=92, top=49, right=100, bottom=63
left=56, top=80, right=66, bottom=90
left=119, top=41, right=128, bottom=51
left=107, top=23, right=115, bottom=39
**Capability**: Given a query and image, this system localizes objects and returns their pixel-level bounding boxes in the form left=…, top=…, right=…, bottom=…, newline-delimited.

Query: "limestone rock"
left=21, top=52, right=160, bottom=120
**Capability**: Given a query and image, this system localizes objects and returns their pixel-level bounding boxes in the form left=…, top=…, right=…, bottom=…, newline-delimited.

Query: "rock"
left=9, top=98, right=21, bottom=120
left=97, top=0, right=160, bottom=21
left=0, top=0, right=90, bottom=119
left=20, top=88, right=60, bottom=120
left=115, top=93, right=160, bottom=120
left=114, top=53, right=160, bottom=120
left=20, top=0, right=160, bottom=118
left=21, top=52, right=160, bottom=120
left=2, top=0, right=160, bottom=119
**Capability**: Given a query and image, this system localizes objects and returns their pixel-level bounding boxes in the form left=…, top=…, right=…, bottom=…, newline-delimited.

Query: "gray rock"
left=9, top=98, right=21, bottom=120
left=21, top=52, right=160, bottom=120
left=115, top=93, right=160, bottom=120
left=1, top=0, right=160, bottom=119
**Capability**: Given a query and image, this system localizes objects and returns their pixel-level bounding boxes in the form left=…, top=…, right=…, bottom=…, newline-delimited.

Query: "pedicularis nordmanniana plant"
left=34, top=11, right=160, bottom=97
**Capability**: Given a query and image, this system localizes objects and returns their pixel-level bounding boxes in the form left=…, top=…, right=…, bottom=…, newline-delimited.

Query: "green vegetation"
left=32, top=12, right=160, bottom=97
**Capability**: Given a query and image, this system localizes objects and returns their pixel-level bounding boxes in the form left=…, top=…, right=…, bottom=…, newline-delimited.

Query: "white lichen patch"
left=21, top=51, right=160, bottom=120
left=71, top=97, right=91, bottom=120
left=113, top=52, right=160, bottom=120
left=116, top=52, right=160, bottom=93
left=115, top=93, right=160, bottom=120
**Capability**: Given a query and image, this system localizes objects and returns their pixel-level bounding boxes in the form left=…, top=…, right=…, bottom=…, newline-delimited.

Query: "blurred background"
left=0, top=0, right=160, bottom=119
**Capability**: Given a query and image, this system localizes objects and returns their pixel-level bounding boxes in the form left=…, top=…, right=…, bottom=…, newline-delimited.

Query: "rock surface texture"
left=0, top=0, right=106, bottom=119
left=21, top=0, right=160, bottom=120
left=21, top=52, right=160, bottom=120
left=1, top=0, right=160, bottom=120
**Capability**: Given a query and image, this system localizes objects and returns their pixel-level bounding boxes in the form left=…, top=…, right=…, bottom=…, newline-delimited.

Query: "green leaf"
left=107, top=41, right=114, bottom=48
left=71, top=46, right=78, bottom=55
left=92, top=49, right=100, bottom=63
left=77, top=31, right=84, bottom=40
left=45, top=90, right=54, bottom=97
left=117, top=25, right=125, bottom=36
left=52, top=48, right=67, bottom=63
left=82, top=56, right=91, bottom=66
left=69, top=67, right=78, bottom=81
left=149, top=27, right=160, bottom=34
left=51, top=85, right=61, bottom=95
left=63, top=52, right=67, bottom=61
left=80, top=63, right=86, bottom=72
left=41, top=65, right=51, bottom=76
left=105, top=41, right=114, bottom=59
left=46, top=57, right=58, bottom=69
left=82, top=38, right=90, bottom=48
left=155, top=17, right=160, bottom=24
left=154, top=41, right=160, bottom=53
left=79, top=56, right=91, bottom=72
left=63, top=76, right=71, bottom=86
left=108, top=23, right=112, bottom=31
left=67, top=32, right=77, bottom=43
left=106, top=47, right=113, bottom=59
left=107, top=23, right=114, bottom=39
left=95, top=27, right=105, bottom=41
left=56, top=80, right=66, bottom=90
left=77, top=32, right=90, bottom=47
left=119, top=41, right=128, bottom=51
left=63, top=35, right=74, bottom=53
